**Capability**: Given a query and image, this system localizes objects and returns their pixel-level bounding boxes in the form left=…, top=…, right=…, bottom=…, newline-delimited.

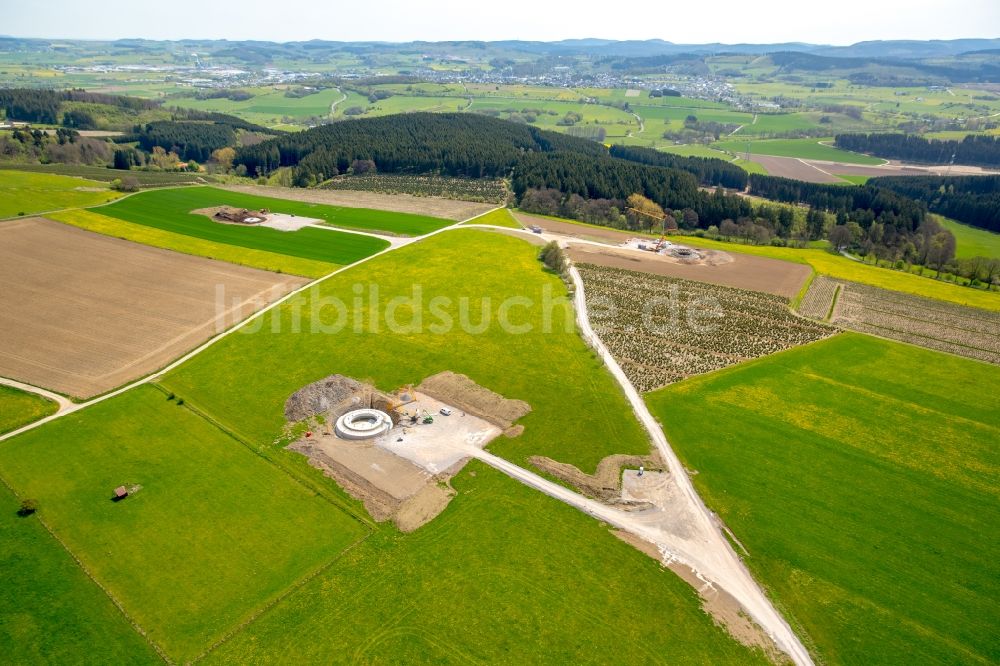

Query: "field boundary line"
left=0, top=471, right=171, bottom=664
left=189, top=529, right=374, bottom=664
left=149, top=383, right=377, bottom=529
left=826, top=284, right=842, bottom=321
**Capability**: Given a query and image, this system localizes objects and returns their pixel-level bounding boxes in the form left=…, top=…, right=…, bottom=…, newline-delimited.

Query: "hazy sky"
left=3, top=0, right=998, bottom=45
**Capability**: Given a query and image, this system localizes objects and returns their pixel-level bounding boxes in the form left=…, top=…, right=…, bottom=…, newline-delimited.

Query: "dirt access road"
left=0, top=217, right=306, bottom=398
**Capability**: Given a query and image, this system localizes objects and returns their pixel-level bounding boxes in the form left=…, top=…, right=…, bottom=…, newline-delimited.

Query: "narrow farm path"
left=564, top=262, right=814, bottom=666
left=0, top=376, right=76, bottom=415
left=329, top=88, right=347, bottom=116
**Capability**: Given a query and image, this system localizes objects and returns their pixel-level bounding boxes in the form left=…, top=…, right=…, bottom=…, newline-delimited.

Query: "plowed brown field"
left=0, top=218, right=307, bottom=398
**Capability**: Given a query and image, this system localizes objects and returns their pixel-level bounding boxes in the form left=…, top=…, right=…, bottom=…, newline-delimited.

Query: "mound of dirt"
left=417, top=372, right=531, bottom=429
left=529, top=452, right=663, bottom=501
left=284, top=374, right=369, bottom=422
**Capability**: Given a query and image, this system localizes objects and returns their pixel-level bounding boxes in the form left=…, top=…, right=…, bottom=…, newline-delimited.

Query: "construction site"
left=285, top=372, right=531, bottom=531
left=198, top=205, right=322, bottom=232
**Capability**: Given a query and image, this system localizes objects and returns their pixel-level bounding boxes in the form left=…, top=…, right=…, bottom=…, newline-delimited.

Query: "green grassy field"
left=161, top=229, right=649, bottom=473
left=101, top=185, right=449, bottom=237
left=0, top=162, right=211, bottom=186
left=0, top=386, right=367, bottom=661
left=168, top=88, right=346, bottom=126
left=462, top=207, right=521, bottom=228
left=0, top=385, right=57, bottom=435
left=204, top=460, right=768, bottom=664
left=0, top=170, right=122, bottom=218
left=834, top=174, right=870, bottom=185
left=711, top=138, right=885, bottom=164
left=938, top=216, right=1000, bottom=259
left=647, top=334, right=1000, bottom=664
left=0, top=227, right=772, bottom=663
left=96, top=187, right=393, bottom=264
left=48, top=208, right=338, bottom=278
left=0, top=483, right=160, bottom=663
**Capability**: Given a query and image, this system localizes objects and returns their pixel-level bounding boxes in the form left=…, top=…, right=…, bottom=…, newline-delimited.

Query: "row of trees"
left=834, top=133, right=1000, bottom=168
left=608, top=144, right=748, bottom=189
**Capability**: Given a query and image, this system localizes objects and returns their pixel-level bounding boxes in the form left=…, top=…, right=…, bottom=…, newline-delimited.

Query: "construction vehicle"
left=626, top=206, right=673, bottom=252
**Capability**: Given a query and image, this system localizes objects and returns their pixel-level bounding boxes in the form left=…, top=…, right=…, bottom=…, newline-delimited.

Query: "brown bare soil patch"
left=0, top=217, right=306, bottom=398
left=567, top=243, right=810, bottom=298
left=753, top=155, right=999, bottom=183
left=220, top=184, right=494, bottom=221
left=530, top=451, right=663, bottom=500
left=417, top=371, right=531, bottom=428
left=288, top=436, right=456, bottom=532
left=752, top=155, right=845, bottom=183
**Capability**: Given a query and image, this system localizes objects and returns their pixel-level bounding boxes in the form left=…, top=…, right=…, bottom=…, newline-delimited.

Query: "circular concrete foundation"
left=335, top=408, right=393, bottom=440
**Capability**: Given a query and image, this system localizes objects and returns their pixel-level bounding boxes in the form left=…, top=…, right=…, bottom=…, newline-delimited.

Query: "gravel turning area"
left=0, top=217, right=306, bottom=398
left=220, top=184, right=494, bottom=221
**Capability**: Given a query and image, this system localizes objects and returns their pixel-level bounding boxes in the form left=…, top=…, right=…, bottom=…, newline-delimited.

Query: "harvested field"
left=0, top=217, right=306, bottom=398
left=567, top=243, right=810, bottom=298
left=751, top=154, right=1000, bottom=184
left=221, top=183, right=494, bottom=221
left=751, top=155, right=845, bottom=183
left=578, top=263, right=833, bottom=391
left=800, top=277, right=1000, bottom=363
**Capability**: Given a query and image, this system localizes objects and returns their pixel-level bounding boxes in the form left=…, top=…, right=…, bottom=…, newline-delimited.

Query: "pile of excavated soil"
left=417, top=372, right=530, bottom=429
left=284, top=374, right=369, bottom=422
left=529, top=451, right=663, bottom=501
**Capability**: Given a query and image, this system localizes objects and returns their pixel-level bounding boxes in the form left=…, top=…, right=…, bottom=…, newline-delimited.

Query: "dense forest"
left=0, top=88, right=158, bottom=125
left=834, top=133, right=1000, bottom=167
left=234, top=113, right=606, bottom=184
left=116, top=113, right=273, bottom=163
left=748, top=174, right=927, bottom=231
left=873, top=175, right=1000, bottom=233
left=512, top=152, right=754, bottom=226
left=608, top=144, right=748, bottom=189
